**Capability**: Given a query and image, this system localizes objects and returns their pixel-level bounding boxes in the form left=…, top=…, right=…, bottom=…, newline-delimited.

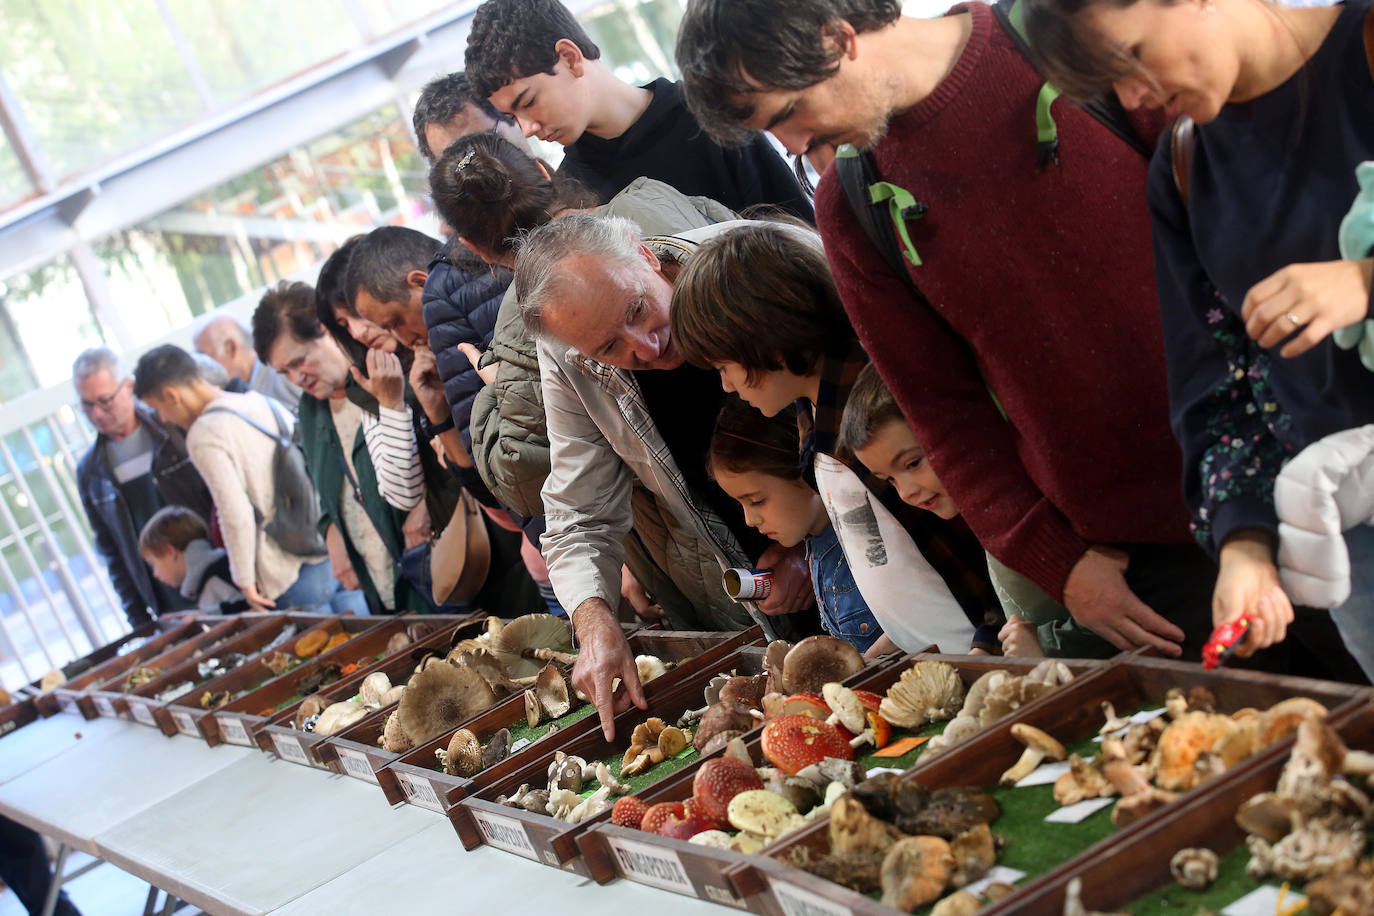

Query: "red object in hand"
left=1202, top=614, right=1253, bottom=670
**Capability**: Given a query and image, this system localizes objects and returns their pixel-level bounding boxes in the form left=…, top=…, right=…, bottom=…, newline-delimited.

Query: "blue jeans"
left=275, top=559, right=370, bottom=615
left=806, top=524, right=882, bottom=653
left=1331, top=523, right=1374, bottom=680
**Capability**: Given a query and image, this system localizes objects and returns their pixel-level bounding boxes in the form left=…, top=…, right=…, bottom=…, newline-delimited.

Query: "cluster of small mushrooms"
left=1035, top=688, right=1332, bottom=831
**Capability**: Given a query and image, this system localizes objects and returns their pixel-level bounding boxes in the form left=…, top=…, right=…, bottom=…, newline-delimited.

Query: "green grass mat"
left=426, top=702, right=597, bottom=772
left=859, top=720, right=948, bottom=774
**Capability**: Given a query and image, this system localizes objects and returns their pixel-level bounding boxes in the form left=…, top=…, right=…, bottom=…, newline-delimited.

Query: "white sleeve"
left=361, top=405, right=424, bottom=511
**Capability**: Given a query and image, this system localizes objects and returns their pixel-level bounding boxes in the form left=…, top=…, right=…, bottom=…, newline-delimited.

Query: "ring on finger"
left=1286, top=311, right=1301, bottom=326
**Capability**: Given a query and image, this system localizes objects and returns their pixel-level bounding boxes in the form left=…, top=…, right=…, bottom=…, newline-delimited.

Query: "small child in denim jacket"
left=708, top=398, right=884, bottom=653
left=840, top=364, right=1117, bottom=658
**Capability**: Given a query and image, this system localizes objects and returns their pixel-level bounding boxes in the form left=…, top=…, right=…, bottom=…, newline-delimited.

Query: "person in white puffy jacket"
left=1276, top=424, right=1374, bottom=675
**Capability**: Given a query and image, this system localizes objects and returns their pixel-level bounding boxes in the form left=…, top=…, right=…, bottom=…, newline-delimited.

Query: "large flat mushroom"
left=781, top=635, right=864, bottom=695
left=491, top=614, right=574, bottom=679
left=397, top=662, right=497, bottom=744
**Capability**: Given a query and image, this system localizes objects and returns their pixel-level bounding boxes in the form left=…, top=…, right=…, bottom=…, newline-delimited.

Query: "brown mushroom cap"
left=782, top=635, right=865, bottom=695
left=491, top=614, right=573, bottom=679
left=1011, top=723, right=1066, bottom=759
left=398, top=663, right=497, bottom=744
left=535, top=664, right=571, bottom=718
left=445, top=728, right=483, bottom=777
left=482, top=727, right=512, bottom=770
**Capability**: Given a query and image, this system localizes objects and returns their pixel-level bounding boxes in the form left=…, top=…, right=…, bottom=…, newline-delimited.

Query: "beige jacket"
left=187, top=391, right=314, bottom=599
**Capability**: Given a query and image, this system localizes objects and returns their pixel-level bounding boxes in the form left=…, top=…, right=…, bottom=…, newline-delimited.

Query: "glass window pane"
left=0, top=137, right=33, bottom=210
left=87, top=105, right=432, bottom=352
left=0, top=255, right=105, bottom=396
left=0, top=0, right=207, bottom=180
left=164, top=0, right=358, bottom=106
left=582, top=0, right=686, bottom=83
left=355, top=0, right=451, bottom=35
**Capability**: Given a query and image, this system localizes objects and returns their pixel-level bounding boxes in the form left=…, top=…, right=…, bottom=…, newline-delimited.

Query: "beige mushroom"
left=491, top=614, right=573, bottom=678
left=535, top=664, right=571, bottom=719
left=823, top=683, right=868, bottom=734
left=358, top=672, right=392, bottom=708
left=635, top=655, right=668, bottom=683
left=314, top=700, right=369, bottom=736
left=381, top=685, right=405, bottom=705
left=878, top=660, right=966, bottom=729
left=999, top=723, right=1066, bottom=785
left=781, top=635, right=864, bottom=694
left=380, top=710, right=412, bottom=752
left=931, top=891, right=982, bottom=916
left=881, top=836, right=955, bottom=911
left=1170, top=848, right=1219, bottom=891
left=396, top=662, right=497, bottom=745
left=523, top=688, right=542, bottom=728
left=442, top=728, right=483, bottom=777
left=658, top=725, right=690, bottom=758
left=1054, top=755, right=1115, bottom=806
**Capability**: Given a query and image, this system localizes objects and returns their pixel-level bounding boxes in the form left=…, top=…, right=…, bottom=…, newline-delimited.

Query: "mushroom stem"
left=531, top=648, right=578, bottom=665
left=999, top=747, right=1046, bottom=786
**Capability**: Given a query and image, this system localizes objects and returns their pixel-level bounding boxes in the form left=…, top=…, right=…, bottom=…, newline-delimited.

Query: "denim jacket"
left=805, top=522, right=883, bottom=652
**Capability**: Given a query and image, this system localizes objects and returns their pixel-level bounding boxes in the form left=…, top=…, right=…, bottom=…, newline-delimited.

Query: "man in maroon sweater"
left=676, top=0, right=1214, bottom=658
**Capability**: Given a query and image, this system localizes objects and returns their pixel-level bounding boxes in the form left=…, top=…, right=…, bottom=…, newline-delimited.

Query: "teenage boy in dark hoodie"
left=463, top=0, right=813, bottom=221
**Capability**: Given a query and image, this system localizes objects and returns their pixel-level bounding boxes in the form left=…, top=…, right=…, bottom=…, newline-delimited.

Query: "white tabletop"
left=0, top=711, right=128, bottom=786
left=0, top=720, right=253, bottom=855
left=267, top=819, right=722, bottom=916
left=93, top=752, right=435, bottom=916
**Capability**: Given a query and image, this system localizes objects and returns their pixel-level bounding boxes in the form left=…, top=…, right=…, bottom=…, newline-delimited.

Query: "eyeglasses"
left=78, top=380, right=128, bottom=414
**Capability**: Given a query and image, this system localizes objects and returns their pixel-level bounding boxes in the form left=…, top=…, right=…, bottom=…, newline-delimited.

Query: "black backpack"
left=202, top=398, right=326, bottom=558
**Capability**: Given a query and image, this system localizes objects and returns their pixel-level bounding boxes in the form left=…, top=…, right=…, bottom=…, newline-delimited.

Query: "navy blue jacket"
left=422, top=240, right=512, bottom=444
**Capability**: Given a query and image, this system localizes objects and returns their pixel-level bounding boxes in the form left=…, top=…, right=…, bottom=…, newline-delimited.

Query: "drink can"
left=723, top=567, right=774, bottom=601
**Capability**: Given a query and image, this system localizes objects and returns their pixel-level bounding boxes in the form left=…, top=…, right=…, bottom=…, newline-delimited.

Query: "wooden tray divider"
left=43, top=619, right=166, bottom=717
left=253, top=620, right=471, bottom=770
left=83, top=615, right=265, bottom=721
left=188, top=614, right=411, bottom=748
left=732, top=655, right=1369, bottom=916
left=375, top=627, right=767, bottom=812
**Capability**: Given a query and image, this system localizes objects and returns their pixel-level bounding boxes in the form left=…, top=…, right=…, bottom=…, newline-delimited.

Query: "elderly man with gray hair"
left=193, top=312, right=302, bottom=410
left=518, top=213, right=818, bottom=742
left=73, top=347, right=213, bottom=626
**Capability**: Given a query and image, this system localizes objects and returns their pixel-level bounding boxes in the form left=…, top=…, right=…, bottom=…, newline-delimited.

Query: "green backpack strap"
left=993, top=0, right=1152, bottom=165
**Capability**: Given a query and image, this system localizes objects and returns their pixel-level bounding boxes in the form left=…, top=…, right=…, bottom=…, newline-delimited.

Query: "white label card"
left=1016, top=760, right=1071, bottom=787
left=1222, top=886, right=1304, bottom=916
left=218, top=715, right=251, bottom=746
left=171, top=710, right=197, bottom=737
left=770, top=878, right=853, bottom=916
left=399, top=772, right=444, bottom=812
left=94, top=697, right=115, bottom=718
left=337, top=749, right=378, bottom=783
left=963, top=866, right=1027, bottom=898
left=272, top=733, right=311, bottom=765
left=1095, top=707, right=1168, bottom=743
left=130, top=703, right=156, bottom=726
left=1045, top=797, right=1114, bottom=823
left=468, top=808, right=538, bottom=860
left=606, top=836, right=695, bottom=894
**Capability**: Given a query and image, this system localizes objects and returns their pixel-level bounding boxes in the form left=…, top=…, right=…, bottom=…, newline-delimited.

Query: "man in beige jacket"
left=133, top=345, right=366, bottom=614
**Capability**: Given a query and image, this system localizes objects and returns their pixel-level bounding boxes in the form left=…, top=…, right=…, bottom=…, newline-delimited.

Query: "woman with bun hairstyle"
left=428, top=132, right=763, bottom=632
left=1023, top=0, right=1374, bottom=678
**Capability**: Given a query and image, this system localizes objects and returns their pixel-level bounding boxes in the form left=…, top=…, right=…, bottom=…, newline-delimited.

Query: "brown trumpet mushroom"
left=763, top=639, right=792, bottom=696
left=949, top=822, right=997, bottom=888
left=881, top=836, right=955, bottom=911
left=1054, top=755, right=1115, bottom=807
left=1154, top=712, right=1238, bottom=792
left=481, top=727, right=512, bottom=770
left=397, top=662, right=497, bottom=744
left=534, top=664, right=571, bottom=718
left=781, top=635, right=864, bottom=694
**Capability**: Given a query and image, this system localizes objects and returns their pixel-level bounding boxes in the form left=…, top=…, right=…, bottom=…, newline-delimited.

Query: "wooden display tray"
left=83, top=615, right=264, bottom=721
left=171, top=614, right=403, bottom=747
left=988, top=693, right=1374, bottom=915
left=318, top=618, right=640, bottom=791
left=41, top=619, right=172, bottom=717
left=731, top=656, right=1371, bottom=916
left=0, top=695, right=39, bottom=739
left=576, top=654, right=1107, bottom=912
left=122, top=613, right=328, bottom=732
left=252, top=619, right=474, bottom=771
left=372, top=628, right=767, bottom=813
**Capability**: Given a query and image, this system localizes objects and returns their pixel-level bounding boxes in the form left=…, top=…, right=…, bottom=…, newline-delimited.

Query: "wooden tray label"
left=398, top=772, right=444, bottom=812
left=469, top=809, right=538, bottom=860
left=218, top=715, right=252, bottom=746
left=171, top=710, right=197, bottom=737
left=770, top=877, right=853, bottom=916
left=606, top=836, right=694, bottom=895
left=93, top=697, right=115, bottom=718
left=130, top=703, right=156, bottom=726
left=272, top=733, right=311, bottom=766
left=58, top=695, right=76, bottom=714
left=337, top=748, right=378, bottom=783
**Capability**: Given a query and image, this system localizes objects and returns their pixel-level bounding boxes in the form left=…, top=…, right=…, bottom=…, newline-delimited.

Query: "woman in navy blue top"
left=1024, top=0, right=1374, bottom=675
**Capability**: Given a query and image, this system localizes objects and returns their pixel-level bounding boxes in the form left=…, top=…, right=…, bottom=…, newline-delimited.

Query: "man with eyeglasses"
left=74, top=347, right=212, bottom=627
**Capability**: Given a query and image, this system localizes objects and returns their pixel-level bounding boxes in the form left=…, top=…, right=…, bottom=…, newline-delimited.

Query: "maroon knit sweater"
left=815, top=2, right=1191, bottom=602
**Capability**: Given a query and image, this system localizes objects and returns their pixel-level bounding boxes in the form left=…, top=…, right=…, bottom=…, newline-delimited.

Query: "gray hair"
left=71, top=347, right=125, bottom=387
left=192, top=352, right=231, bottom=389
left=513, top=213, right=646, bottom=339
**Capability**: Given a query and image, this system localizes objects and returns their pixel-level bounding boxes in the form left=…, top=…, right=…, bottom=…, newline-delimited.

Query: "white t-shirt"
left=812, top=453, right=976, bottom=653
